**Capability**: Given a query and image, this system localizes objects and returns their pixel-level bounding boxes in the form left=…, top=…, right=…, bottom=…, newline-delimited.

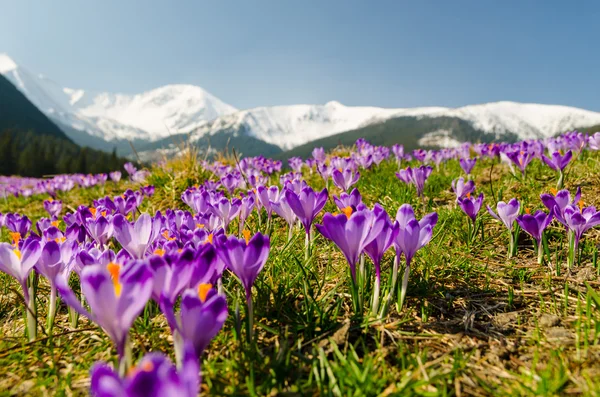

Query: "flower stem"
left=398, top=263, right=411, bottom=311
left=46, top=284, right=57, bottom=337
left=537, top=238, right=544, bottom=265
left=26, top=273, right=38, bottom=342
left=380, top=253, right=400, bottom=319
left=247, top=295, right=254, bottom=344
left=304, top=230, right=311, bottom=263
left=372, top=273, right=381, bottom=315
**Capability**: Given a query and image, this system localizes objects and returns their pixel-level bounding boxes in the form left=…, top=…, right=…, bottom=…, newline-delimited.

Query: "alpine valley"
left=2, top=53, right=600, bottom=161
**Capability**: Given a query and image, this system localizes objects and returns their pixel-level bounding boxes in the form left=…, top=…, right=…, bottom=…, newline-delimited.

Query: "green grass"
left=1, top=150, right=600, bottom=396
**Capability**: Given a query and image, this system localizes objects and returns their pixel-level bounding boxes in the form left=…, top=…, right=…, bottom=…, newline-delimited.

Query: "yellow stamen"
left=51, top=220, right=61, bottom=228
left=101, top=211, right=107, bottom=217
left=579, top=200, right=585, bottom=211
left=13, top=249, right=21, bottom=260
left=198, top=283, right=213, bottom=303
left=177, top=249, right=182, bottom=253
left=466, top=192, right=471, bottom=199
left=154, top=249, right=165, bottom=256
left=161, top=230, right=175, bottom=241
left=550, top=188, right=558, bottom=196
left=107, top=262, right=122, bottom=297
left=242, top=229, right=251, bottom=245
left=9, top=232, right=21, bottom=246
left=48, top=198, right=53, bottom=202
left=342, top=206, right=353, bottom=219
left=89, top=207, right=97, bottom=218
left=205, top=233, right=214, bottom=244
left=525, top=208, right=531, bottom=214
left=196, top=223, right=205, bottom=229
left=122, top=194, right=127, bottom=199
left=54, top=237, right=66, bottom=243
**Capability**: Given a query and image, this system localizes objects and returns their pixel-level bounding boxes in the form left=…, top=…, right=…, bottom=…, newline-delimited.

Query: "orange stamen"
left=342, top=206, right=353, bottom=219
left=525, top=208, right=531, bottom=214
left=550, top=188, right=558, bottom=196
left=579, top=200, right=585, bottom=211
left=161, top=230, right=175, bottom=241
left=9, top=232, right=21, bottom=246
left=101, top=211, right=107, bottom=217
left=466, top=192, right=471, bottom=199
left=107, top=263, right=122, bottom=297
left=140, top=361, right=154, bottom=372
left=196, top=223, right=205, bottom=229
left=54, top=237, right=66, bottom=243
left=242, top=229, right=251, bottom=245
left=89, top=207, right=97, bottom=218
left=197, top=283, right=213, bottom=303
left=51, top=220, right=61, bottom=228
left=153, top=249, right=165, bottom=256
left=205, top=233, right=214, bottom=244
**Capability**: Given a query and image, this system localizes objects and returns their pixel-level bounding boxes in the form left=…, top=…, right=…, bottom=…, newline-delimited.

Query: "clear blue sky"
left=1, top=0, right=598, bottom=110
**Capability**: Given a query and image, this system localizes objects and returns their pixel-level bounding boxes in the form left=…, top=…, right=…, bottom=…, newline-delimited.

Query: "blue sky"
left=1, top=0, right=598, bottom=110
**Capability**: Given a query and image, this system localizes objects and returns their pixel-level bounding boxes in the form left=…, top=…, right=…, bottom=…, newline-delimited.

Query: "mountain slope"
left=0, top=73, right=69, bottom=139
left=0, top=53, right=237, bottom=147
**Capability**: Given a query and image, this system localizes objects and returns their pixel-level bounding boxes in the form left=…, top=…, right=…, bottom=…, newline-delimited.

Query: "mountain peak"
left=0, top=53, right=18, bottom=73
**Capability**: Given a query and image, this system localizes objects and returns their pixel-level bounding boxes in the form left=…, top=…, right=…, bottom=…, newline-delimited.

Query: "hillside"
left=0, top=74, right=69, bottom=140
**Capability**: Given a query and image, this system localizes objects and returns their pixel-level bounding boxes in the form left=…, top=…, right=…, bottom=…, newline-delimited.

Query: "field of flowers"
left=1, top=132, right=600, bottom=396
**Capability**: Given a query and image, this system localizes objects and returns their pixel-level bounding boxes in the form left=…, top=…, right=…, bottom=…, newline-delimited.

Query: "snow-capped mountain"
left=188, top=101, right=447, bottom=150
left=187, top=100, right=600, bottom=151
left=3, top=52, right=600, bottom=158
left=0, top=53, right=237, bottom=143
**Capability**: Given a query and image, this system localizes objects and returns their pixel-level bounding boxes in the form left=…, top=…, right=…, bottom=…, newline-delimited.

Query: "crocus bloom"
left=124, top=162, right=137, bottom=176
left=541, top=187, right=581, bottom=228
left=257, top=185, right=280, bottom=220
left=90, top=340, right=199, bottom=397
left=389, top=205, right=438, bottom=312
left=170, top=286, right=228, bottom=359
left=516, top=210, right=553, bottom=264
left=0, top=239, right=41, bottom=306
left=113, top=213, right=162, bottom=259
left=312, top=147, right=326, bottom=162
left=563, top=204, right=600, bottom=267
left=109, top=171, right=122, bottom=182
left=332, top=169, right=360, bottom=192
left=487, top=198, right=520, bottom=257
left=284, top=187, right=328, bottom=238
left=451, top=178, right=475, bottom=202
left=333, top=188, right=362, bottom=212
left=363, top=205, right=398, bottom=313
left=315, top=209, right=382, bottom=283
left=43, top=199, right=63, bottom=219
left=209, top=197, right=241, bottom=230
left=542, top=150, right=573, bottom=188
left=588, top=132, right=600, bottom=150
left=506, top=149, right=534, bottom=177
left=215, top=233, right=269, bottom=341
left=459, top=158, right=477, bottom=175
left=396, top=166, right=432, bottom=198
left=4, top=213, right=32, bottom=237
left=458, top=193, right=484, bottom=223
left=216, top=233, right=270, bottom=302
left=271, top=194, right=297, bottom=241
left=57, top=262, right=154, bottom=359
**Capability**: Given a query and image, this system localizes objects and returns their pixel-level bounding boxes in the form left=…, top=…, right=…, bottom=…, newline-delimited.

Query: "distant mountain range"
left=2, top=53, right=600, bottom=160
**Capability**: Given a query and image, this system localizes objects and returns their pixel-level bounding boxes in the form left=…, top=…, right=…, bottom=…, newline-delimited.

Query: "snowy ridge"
left=0, top=53, right=237, bottom=142
left=189, top=101, right=447, bottom=150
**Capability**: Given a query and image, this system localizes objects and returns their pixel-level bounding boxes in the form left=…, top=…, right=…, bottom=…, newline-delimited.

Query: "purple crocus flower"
left=332, top=169, right=360, bottom=192
left=459, top=158, right=477, bottom=175
left=316, top=209, right=381, bottom=283
left=563, top=204, right=600, bottom=267
left=396, top=166, right=432, bottom=198
left=124, top=162, right=137, bottom=176
left=215, top=233, right=269, bottom=341
left=90, top=340, right=199, bottom=397
left=57, top=262, right=154, bottom=359
left=271, top=194, right=298, bottom=241
left=284, top=186, right=328, bottom=238
left=5, top=213, right=32, bottom=237
left=333, top=188, right=362, bottom=212
left=113, top=213, right=162, bottom=259
left=170, top=286, right=228, bottom=359
left=487, top=198, right=520, bottom=257
left=238, top=194, right=255, bottom=234
left=542, top=150, right=573, bottom=188
left=588, top=132, right=600, bottom=150
left=216, top=233, right=270, bottom=302
left=0, top=238, right=41, bottom=306
left=43, top=199, right=62, bottom=219
left=506, top=149, right=534, bottom=177
left=257, top=185, right=280, bottom=220
left=541, top=187, right=581, bottom=228
left=458, top=193, right=484, bottom=223
left=363, top=205, right=398, bottom=313
left=312, top=147, right=326, bottom=162
left=289, top=157, right=304, bottom=173
left=209, top=197, right=241, bottom=230
left=516, top=210, right=553, bottom=264
left=109, top=171, right=122, bottom=182
left=451, top=178, right=475, bottom=202
left=389, top=205, right=438, bottom=312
